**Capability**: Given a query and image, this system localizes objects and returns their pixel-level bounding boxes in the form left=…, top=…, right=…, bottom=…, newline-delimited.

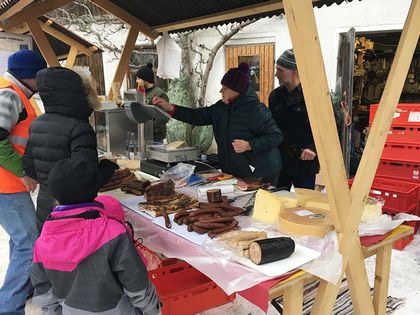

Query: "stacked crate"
left=369, top=103, right=420, bottom=249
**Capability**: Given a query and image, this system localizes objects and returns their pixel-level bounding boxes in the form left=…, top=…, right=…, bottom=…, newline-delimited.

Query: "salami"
left=249, top=237, right=295, bottom=265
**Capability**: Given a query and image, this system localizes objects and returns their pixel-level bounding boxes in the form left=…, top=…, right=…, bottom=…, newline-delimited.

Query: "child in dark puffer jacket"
left=31, top=157, right=161, bottom=315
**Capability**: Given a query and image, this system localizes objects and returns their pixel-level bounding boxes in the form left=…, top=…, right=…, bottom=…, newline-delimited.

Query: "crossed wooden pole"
left=282, top=0, right=420, bottom=314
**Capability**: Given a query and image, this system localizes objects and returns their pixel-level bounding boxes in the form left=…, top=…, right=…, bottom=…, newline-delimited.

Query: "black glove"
left=98, top=159, right=119, bottom=187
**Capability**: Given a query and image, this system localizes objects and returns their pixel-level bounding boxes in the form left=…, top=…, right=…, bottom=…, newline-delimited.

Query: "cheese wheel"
left=277, top=207, right=334, bottom=237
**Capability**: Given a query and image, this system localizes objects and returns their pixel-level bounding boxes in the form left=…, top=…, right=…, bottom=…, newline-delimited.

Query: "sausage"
left=187, top=224, right=194, bottom=232
left=192, top=224, right=209, bottom=234
left=208, top=219, right=239, bottom=238
left=189, top=214, right=213, bottom=223
left=220, top=209, right=244, bottom=217
left=161, top=208, right=171, bottom=228
left=198, top=217, right=234, bottom=224
left=220, top=204, right=244, bottom=212
left=206, top=188, right=223, bottom=203
left=188, top=208, right=223, bottom=217
left=174, top=209, right=190, bottom=220
left=194, top=222, right=227, bottom=229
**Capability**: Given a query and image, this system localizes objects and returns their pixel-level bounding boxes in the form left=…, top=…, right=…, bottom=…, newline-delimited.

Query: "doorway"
left=225, top=43, right=275, bottom=106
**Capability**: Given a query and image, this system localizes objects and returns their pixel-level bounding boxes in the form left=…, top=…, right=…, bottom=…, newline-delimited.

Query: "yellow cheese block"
left=166, top=141, right=186, bottom=150
left=252, top=189, right=298, bottom=224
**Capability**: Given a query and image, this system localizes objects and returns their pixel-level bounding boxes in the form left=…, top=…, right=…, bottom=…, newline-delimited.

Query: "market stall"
left=1, top=1, right=419, bottom=314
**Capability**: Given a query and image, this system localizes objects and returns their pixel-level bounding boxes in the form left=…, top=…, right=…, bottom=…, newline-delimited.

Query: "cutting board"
left=120, top=196, right=154, bottom=220
left=152, top=214, right=212, bottom=245
left=232, top=243, right=320, bottom=277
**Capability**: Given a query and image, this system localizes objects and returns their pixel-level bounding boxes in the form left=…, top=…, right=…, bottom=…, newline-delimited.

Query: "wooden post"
left=282, top=0, right=374, bottom=313
left=108, top=26, right=139, bottom=100
left=65, top=47, right=79, bottom=68
left=283, top=280, right=304, bottom=315
left=373, top=243, right=393, bottom=315
left=283, top=0, right=420, bottom=314
left=26, top=19, right=60, bottom=66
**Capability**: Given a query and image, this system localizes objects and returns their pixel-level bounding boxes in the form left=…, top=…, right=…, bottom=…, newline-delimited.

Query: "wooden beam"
left=0, top=0, right=72, bottom=30
left=348, top=0, right=420, bottom=232
left=282, top=1, right=349, bottom=234
left=0, top=0, right=34, bottom=20
left=6, top=19, right=98, bottom=57
left=373, top=243, right=392, bottom=315
left=26, top=19, right=60, bottom=67
left=283, top=280, right=304, bottom=315
left=154, top=0, right=285, bottom=32
left=282, top=0, right=375, bottom=314
left=39, top=19, right=97, bottom=56
left=65, top=47, right=78, bottom=68
left=88, top=0, right=158, bottom=40
left=108, top=26, right=139, bottom=99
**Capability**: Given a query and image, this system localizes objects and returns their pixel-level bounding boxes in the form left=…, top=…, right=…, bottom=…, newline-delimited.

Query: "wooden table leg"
left=283, top=279, right=304, bottom=315
left=373, top=243, right=393, bottom=315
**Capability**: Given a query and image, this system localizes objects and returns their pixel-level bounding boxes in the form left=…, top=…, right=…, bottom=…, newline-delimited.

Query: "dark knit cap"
left=136, top=63, right=155, bottom=83
left=8, top=49, right=47, bottom=79
left=48, top=158, right=118, bottom=205
left=221, top=62, right=250, bottom=94
left=276, top=49, right=297, bottom=70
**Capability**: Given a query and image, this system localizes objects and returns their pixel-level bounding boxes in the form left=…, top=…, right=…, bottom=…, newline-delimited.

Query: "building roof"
left=0, top=0, right=361, bottom=37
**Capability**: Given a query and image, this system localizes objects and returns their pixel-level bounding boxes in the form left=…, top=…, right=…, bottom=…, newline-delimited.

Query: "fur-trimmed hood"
left=36, top=66, right=100, bottom=119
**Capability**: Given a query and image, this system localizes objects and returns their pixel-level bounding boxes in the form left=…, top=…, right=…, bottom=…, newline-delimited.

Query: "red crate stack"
left=148, top=259, right=235, bottom=315
left=369, top=103, right=420, bottom=249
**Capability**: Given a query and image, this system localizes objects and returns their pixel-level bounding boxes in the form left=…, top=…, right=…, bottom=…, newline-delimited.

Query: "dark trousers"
left=277, top=169, right=316, bottom=191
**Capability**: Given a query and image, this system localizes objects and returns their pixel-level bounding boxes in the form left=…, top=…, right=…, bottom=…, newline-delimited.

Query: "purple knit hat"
left=221, top=62, right=250, bottom=93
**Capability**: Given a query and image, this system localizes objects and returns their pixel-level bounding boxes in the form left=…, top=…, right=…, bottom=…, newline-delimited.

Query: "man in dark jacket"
left=269, top=49, right=320, bottom=190
left=153, top=63, right=283, bottom=185
left=23, top=67, right=110, bottom=231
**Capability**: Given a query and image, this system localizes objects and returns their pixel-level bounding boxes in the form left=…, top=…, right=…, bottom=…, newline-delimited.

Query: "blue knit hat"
left=8, top=49, right=47, bottom=79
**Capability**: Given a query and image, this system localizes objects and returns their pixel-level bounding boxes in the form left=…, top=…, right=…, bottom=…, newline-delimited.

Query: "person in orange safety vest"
left=0, top=49, right=47, bottom=315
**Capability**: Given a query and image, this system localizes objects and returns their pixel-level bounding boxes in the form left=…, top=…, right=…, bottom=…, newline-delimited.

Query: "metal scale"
left=123, top=89, right=198, bottom=176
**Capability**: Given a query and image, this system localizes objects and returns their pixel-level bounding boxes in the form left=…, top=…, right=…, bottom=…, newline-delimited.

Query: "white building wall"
left=191, top=0, right=412, bottom=105
left=93, top=0, right=412, bottom=102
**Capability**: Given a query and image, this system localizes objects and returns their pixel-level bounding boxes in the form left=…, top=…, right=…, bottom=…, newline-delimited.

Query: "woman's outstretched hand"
left=152, top=96, right=174, bottom=112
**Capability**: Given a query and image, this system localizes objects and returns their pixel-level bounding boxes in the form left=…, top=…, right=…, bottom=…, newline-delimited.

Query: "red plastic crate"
left=393, top=233, right=414, bottom=251
left=376, top=159, right=420, bottom=182
left=382, top=209, right=417, bottom=251
left=348, top=177, right=419, bottom=213
left=369, top=103, right=420, bottom=127
left=378, top=126, right=420, bottom=145
left=148, top=260, right=235, bottom=315
left=381, top=143, right=420, bottom=164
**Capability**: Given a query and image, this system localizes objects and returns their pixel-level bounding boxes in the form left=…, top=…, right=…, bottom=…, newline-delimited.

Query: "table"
left=113, top=188, right=414, bottom=314
left=267, top=225, right=414, bottom=315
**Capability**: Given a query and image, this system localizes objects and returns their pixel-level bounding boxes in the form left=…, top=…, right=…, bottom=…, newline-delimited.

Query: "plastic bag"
left=160, top=162, right=195, bottom=187
left=156, top=32, right=182, bottom=79
left=134, top=239, right=164, bottom=271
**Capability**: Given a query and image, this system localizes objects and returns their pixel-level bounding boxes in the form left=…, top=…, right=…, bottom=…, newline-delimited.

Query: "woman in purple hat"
left=153, top=63, right=283, bottom=185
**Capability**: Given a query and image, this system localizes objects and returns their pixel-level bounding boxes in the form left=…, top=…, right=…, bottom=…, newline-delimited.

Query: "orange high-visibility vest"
left=0, top=76, right=36, bottom=193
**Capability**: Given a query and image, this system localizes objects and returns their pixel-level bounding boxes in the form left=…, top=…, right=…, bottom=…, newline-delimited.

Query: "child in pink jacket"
left=31, top=157, right=161, bottom=315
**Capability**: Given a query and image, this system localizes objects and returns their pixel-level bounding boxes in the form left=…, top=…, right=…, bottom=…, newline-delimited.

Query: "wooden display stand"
left=268, top=225, right=414, bottom=314
left=2, top=0, right=418, bottom=313
left=281, top=0, right=419, bottom=314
